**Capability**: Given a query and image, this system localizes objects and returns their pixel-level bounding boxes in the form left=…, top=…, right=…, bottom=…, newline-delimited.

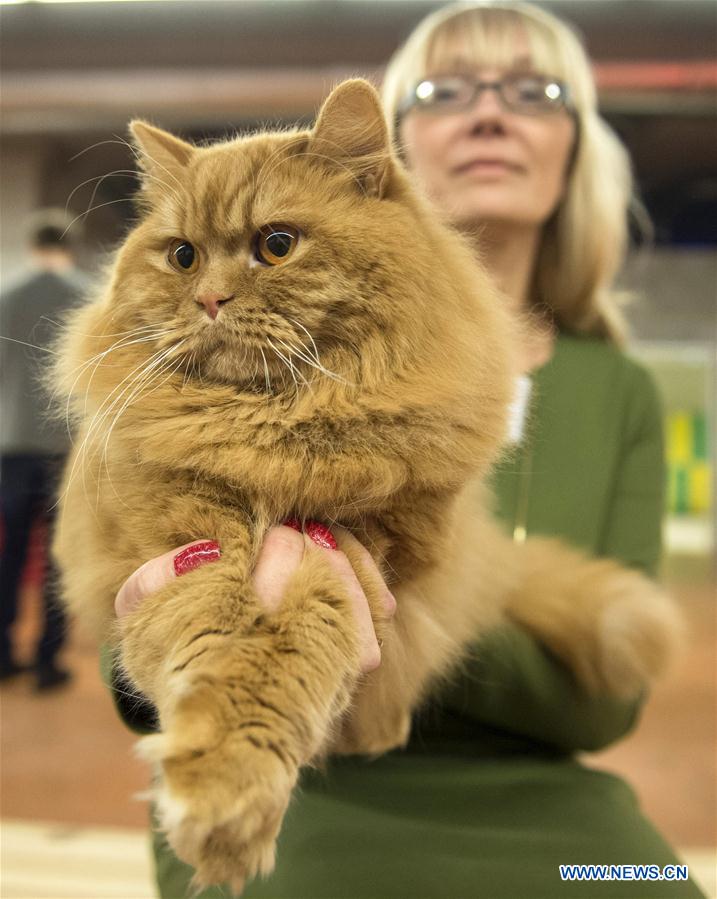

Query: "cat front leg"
left=118, top=542, right=364, bottom=895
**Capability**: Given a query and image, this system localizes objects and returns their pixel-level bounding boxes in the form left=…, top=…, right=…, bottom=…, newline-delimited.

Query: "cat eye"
left=168, top=239, right=199, bottom=274
left=254, top=224, right=300, bottom=266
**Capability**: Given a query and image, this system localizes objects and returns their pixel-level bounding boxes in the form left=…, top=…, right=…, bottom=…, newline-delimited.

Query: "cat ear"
left=311, top=79, right=392, bottom=199
left=129, top=120, right=194, bottom=196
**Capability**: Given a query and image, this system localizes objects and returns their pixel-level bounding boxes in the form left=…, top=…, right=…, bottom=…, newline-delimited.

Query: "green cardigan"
left=431, top=332, right=666, bottom=756
left=146, top=334, right=704, bottom=899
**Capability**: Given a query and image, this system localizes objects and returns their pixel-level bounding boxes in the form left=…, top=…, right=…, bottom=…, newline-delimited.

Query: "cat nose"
left=195, top=291, right=234, bottom=321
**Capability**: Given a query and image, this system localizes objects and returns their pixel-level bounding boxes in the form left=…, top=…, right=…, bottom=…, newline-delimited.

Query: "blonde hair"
left=382, top=1, right=639, bottom=343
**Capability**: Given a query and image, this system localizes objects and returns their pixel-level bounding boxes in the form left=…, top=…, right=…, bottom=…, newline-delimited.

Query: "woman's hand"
left=115, top=523, right=396, bottom=674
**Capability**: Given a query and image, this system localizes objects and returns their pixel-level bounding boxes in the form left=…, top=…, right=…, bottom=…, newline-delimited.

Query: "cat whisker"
left=266, top=340, right=298, bottom=394
left=335, top=484, right=397, bottom=521
left=59, top=327, right=171, bottom=392
left=0, top=332, right=74, bottom=440
left=70, top=166, right=182, bottom=227
left=69, top=135, right=181, bottom=222
left=99, top=342, right=185, bottom=462
left=0, top=336, right=61, bottom=356
left=65, top=169, right=143, bottom=220
left=90, top=345, right=183, bottom=505
left=266, top=338, right=312, bottom=396
left=56, top=341, right=182, bottom=511
left=304, top=132, right=391, bottom=195
left=57, top=352, right=160, bottom=509
left=60, top=330, right=172, bottom=439
left=288, top=318, right=322, bottom=364
left=256, top=147, right=372, bottom=203
left=253, top=141, right=312, bottom=196
left=111, top=684, right=162, bottom=721
left=191, top=350, right=203, bottom=386
left=99, top=324, right=171, bottom=337
left=181, top=351, right=196, bottom=391
left=275, top=338, right=323, bottom=381
left=276, top=337, right=348, bottom=386
left=45, top=318, right=167, bottom=340
left=0, top=330, right=166, bottom=451
left=251, top=135, right=305, bottom=198
left=68, top=328, right=177, bottom=423
left=69, top=136, right=136, bottom=163
left=128, top=142, right=185, bottom=202
left=98, top=349, right=186, bottom=507
left=61, top=198, right=137, bottom=241
left=259, top=347, right=272, bottom=395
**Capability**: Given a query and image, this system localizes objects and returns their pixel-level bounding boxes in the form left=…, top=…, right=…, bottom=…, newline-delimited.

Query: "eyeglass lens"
left=412, top=74, right=566, bottom=114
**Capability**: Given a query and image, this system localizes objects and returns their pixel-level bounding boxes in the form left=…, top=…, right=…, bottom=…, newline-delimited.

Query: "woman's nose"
left=465, top=85, right=507, bottom=130
left=195, top=291, right=234, bottom=320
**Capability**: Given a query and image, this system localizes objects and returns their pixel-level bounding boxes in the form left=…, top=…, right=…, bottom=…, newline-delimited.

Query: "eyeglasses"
left=398, top=73, right=571, bottom=117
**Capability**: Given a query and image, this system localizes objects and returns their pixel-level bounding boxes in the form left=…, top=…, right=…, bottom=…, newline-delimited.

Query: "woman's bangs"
left=424, top=7, right=573, bottom=87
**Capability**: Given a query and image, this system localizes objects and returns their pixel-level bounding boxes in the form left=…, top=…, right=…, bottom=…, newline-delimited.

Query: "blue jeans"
left=0, top=453, right=67, bottom=668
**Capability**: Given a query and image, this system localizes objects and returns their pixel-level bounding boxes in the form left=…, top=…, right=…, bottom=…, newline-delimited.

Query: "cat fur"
left=52, top=80, right=682, bottom=894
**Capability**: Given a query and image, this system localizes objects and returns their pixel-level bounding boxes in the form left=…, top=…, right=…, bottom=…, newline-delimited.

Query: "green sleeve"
left=440, top=623, right=643, bottom=752
left=599, top=362, right=665, bottom=576
left=442, top=360, right=664, bottom=753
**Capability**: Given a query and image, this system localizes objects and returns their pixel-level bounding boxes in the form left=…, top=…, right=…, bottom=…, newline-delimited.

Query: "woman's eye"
left=254, top=224, right=300, bottom=266
left=168, top=239, right=199, bottom=273
left=510, top=76, right=556, bottom=105
left=515, top=78, right=543, bottom=100
left=433, top=79, right=467, bottom=103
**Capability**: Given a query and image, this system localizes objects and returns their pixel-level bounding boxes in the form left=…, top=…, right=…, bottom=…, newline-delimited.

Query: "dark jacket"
left=1, top=268, right=88, bottom=455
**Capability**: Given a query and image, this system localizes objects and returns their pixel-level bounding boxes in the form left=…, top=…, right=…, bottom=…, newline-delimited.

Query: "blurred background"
left=1, top=1, right=715, bottom=897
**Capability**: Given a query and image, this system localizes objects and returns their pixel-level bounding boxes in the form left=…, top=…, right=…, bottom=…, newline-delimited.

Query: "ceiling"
left=1, top=0, right=715, bottom=133
left=1, top=0, right=714, bottom=250
left=2, top=0, right=715, bottom=70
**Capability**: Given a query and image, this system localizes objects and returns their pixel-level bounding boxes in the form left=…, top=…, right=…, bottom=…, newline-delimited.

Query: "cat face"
left=116, top=144, right=362, bottom=388
left=60, top=82, right=513, bottom=505
left=111, top=85, right=456, bottom=393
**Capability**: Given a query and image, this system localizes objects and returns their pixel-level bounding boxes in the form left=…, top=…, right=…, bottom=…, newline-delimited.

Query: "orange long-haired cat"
left=53, top=80, right=681, bottom=894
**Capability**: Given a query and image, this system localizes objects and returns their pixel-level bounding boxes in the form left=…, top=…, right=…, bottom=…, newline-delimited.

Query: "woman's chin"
left=451, top=207, right=544, bottom=235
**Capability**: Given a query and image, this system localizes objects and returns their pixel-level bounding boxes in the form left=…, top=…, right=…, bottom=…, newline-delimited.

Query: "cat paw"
left=156, top=774, right=288, bottom=897
left=594, top=574, right=685, bottom=698
left=332, top=705, right=411, bottom=756
left=138, top=700, right=298, bottom=895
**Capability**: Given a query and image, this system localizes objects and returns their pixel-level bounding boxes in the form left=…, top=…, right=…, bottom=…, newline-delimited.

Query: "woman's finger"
left=332, top=527, right=397, bottom=618
left=114, top=539, right=221, bottom=618
left=252, top=526, right=306, bottom=612
left=310, top=542, right=382, bottom=673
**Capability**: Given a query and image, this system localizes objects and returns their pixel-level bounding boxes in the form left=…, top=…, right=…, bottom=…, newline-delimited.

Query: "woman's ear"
left=311, top=79, right=393, bottom=198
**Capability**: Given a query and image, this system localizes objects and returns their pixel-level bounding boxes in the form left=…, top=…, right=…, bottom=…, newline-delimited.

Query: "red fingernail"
left=173, top=541, right=221, bottom=576
left=305, top=520, right=338, bottom=550
left=282, top=518, right=337, bottom=550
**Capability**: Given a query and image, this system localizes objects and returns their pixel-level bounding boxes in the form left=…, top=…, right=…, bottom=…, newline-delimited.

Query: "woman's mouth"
left=454, top=158, right=522, bottom=177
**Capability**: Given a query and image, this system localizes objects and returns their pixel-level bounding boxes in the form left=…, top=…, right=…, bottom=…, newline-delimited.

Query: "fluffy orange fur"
left=52, top=80, right=682, bottom=894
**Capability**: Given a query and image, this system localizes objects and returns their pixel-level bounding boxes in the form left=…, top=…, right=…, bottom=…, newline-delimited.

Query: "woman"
left=113, top=3, right=703, bottom=897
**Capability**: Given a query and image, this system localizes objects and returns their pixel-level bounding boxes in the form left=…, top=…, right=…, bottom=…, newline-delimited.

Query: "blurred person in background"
left=109, top=2, right=705, bottom=897
left=0, top=210, right=88, bottom=690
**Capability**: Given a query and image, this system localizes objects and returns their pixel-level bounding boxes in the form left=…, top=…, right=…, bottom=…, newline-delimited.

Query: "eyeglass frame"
left=396, top=72, right=574, bottom=120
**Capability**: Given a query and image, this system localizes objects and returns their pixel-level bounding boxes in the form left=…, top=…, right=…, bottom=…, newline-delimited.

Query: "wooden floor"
left=1, top=579, right=715, bottom=898
left=2, top=820, right=154, bottom=898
